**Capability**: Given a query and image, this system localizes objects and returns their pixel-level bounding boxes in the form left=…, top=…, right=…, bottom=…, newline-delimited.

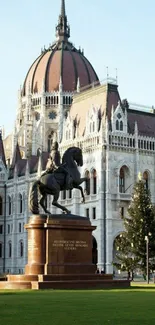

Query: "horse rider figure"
left=45, top=141, right=73, bottom=190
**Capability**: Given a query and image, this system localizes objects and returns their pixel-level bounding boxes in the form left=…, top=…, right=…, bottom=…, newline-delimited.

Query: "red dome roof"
left=23, top=1, right=99, bottom=95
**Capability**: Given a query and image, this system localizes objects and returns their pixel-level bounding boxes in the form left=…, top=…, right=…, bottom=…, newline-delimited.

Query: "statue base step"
left=0, top=214, right=131, bottom=290
left=0, top=274, right=130, bottom=290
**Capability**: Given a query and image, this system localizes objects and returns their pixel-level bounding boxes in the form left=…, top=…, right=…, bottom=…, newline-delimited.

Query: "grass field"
left=0, top=288, right=155, bottom=325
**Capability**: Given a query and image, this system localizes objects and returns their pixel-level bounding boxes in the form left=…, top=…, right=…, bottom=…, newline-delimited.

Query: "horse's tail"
left=29, top=180, right=40, bottom=214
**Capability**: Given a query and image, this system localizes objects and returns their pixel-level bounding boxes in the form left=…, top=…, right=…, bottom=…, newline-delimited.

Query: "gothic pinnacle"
left=61, top=0, right=66, bottom=17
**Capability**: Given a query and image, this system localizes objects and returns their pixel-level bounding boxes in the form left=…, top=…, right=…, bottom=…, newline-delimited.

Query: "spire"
left=77, top=77, right=80, bottom=93
left=42, top=77, right=46, bottom=93
left=61, top=0, right=66, bottom=16
left=59, top=76, right=63, bottom=91
left=56, top=0, right=70, bottom=41
left=0, top=130, right=6, bottom=167
left=134, top=121, right=138, bottom=135
left=11, top=142, right=22, bottom=168
left=37, top=151, right=43, bottom=178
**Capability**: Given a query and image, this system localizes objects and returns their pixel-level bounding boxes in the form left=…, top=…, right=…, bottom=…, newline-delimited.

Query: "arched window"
left=8, top=196, right=11, bottom=215
left=11, top=195, right=13, bottom=214
left=63, top=190, right=66, bottom=200
left=143, top=171, right=149, bottom=189
left=23, top=193, right=25, bottom=212
left=116, top=120, right=119, bottom=130
left=47, top=131, right=54, bottom=153
left=69, top=189, right=72, bottom=199
left=8, top=242, right=12, bottom=258
left=0, top=243, right=2, bottom=258
left=19, top=194, right=23, bottom=213
left=92, top=169, right=97, bottom=194
left=113, top=234, right=123, bottom=275
left=92, top=236, right=97, bottom=265
left=20, top=241, right=24, bottom=257
left=0, top=196, right=2, bottom=215
left=144, top=141, right=146, bottom=149
left=147, top=141, right=149, bottom=150
left=120, top=121, right=123, bottom=131
left=37, top=148, right=41, bottom=156
left=85, top=171, right=90, bottom=195
left=119, top=167, right=125, bottom=193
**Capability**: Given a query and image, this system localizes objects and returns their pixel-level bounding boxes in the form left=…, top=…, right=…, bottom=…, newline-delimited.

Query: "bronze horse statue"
left=29, top=147, right=87, bottom=214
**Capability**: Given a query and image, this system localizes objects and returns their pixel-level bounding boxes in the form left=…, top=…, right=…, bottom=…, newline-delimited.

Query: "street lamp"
left=145, top=233, right=151, bottom=284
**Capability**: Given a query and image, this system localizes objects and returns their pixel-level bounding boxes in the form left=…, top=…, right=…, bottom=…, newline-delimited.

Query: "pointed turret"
left=59, top=76, right=63, bottom=92
left=61, top=0, right=66, bottom=16
left=77, top=77, right=80, bottom=93
left=0, top=130, right=6, bottom=167
left=11, top=142, right=22, bottom=168
left=134, top=121, right=138, bottom=149
left=42, top=77, right=46, bottom=93
left=134, top=121, right=138, bottom=135
left=37, top=150, right=43, bottom=177
left=111, top=105, right=114, bottom=119
left=56, top=0, right=70, bottom=41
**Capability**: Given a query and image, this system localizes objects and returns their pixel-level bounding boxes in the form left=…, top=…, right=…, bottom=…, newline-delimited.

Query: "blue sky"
left=0, top=0, right=155, bottom=136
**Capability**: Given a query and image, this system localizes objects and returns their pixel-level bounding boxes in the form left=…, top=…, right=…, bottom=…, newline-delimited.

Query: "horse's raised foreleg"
left=52, top=192, right=71, bottom=214
left=39, top=192, right=51, bottom=215
left=78, top=177, right=88, bottom=185
left=74, top=184, right=85, bottom=203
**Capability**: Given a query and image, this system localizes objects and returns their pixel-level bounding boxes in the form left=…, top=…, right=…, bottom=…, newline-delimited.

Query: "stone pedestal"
left=24, top=214, right=96, bottom=276
left=44, top=215, right=96, bottom=275
left=0, top=214, right=131, bottom=290
left=25, top=215, right=47, bottom=275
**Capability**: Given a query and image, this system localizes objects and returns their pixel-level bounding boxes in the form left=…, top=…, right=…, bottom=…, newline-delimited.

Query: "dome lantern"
left=55, top=0, right=70, bottom=42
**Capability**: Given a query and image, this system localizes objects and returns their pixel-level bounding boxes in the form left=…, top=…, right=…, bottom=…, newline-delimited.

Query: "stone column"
left=25, top=215, right=47, bottom=275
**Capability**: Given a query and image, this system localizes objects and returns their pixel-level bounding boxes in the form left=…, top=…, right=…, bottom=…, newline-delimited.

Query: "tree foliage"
left=114, top=180, right=155, bottom=275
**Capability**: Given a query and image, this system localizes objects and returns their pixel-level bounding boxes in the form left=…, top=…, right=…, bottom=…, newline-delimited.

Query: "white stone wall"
left=2, top=132, right=155, bottom=274
left=2, top=85, right=155, bottom=274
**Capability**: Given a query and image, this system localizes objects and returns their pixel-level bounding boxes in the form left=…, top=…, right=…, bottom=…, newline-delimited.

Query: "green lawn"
left=0, top=289, right=155, bottom=325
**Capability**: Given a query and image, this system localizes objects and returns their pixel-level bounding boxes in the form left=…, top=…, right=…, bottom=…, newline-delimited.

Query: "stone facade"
left=0, top=0, right=154, bottom=275
left=0, top=80, right=154, bottom=274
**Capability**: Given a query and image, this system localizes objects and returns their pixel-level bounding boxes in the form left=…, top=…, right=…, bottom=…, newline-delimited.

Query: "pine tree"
left=114, top=180, right=155, bottom=277
left=113, top=234, right=139, bottom=278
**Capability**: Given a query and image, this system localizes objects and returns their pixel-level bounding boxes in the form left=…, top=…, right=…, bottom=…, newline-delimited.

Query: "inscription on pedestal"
left=45, top=217, right=96, bottom=274
left=52, top=240, right=88, bottom=250
left=28, top=239, right=38, bottom=251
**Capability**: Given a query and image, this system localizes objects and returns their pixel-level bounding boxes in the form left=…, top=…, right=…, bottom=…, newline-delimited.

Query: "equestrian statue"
left=29, top=142, right=88, bottom=215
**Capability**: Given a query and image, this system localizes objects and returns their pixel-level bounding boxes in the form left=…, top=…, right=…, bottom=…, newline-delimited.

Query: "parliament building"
left=0, top=0, right=154, bottom=274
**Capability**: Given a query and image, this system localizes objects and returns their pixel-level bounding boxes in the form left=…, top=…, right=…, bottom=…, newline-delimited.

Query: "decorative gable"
left=86, top=105, right=101, bottom=135
left=63, top=113, right=75, bottom=141
left=0, top=158, right=7, bottom=182
left=111, top=101, right=127, bottom=134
